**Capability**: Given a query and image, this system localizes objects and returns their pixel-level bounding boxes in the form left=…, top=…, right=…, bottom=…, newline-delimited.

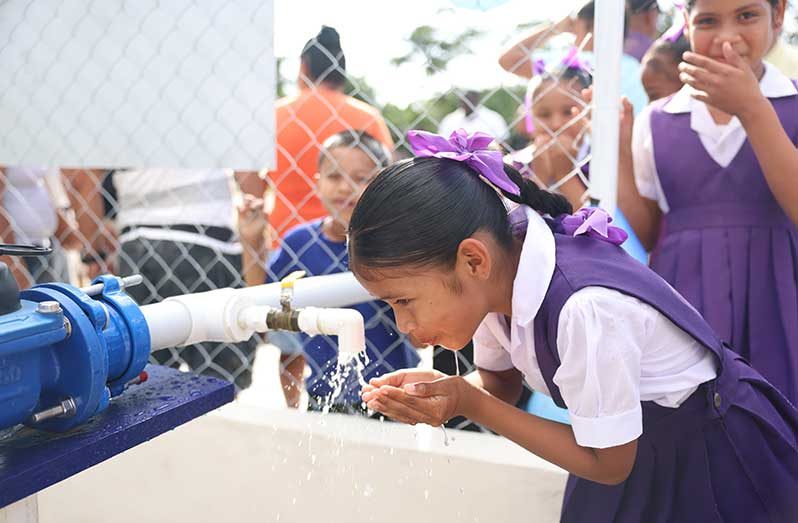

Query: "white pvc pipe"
left=141, top=272, right=373, bottom=353
left=590, top=0, right=625, bottom=215
left=297, top=307, right=365, bottom=363
left=237, top=271, right=372, bottom=308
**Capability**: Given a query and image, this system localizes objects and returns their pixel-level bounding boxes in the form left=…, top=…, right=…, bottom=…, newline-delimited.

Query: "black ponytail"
left=301, top=26, right=346, bottom=87
left=502, top=164, right=573, bottom=217
left=348, top=157, right=571, bottom=274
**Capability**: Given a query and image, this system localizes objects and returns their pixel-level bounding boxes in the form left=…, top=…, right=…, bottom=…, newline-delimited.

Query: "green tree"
left=391, top=25, right=483, bottom=76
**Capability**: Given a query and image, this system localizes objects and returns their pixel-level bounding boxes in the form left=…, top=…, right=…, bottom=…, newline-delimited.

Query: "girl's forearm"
left=464, top=368, right=523, bottom=406
left=461, top=382, right=637, bottom=486
left=617, top=148, right=661, bottom=251
left=498, top=23, right=557, bottom=78
left=740, top=99, right=798, bottom=226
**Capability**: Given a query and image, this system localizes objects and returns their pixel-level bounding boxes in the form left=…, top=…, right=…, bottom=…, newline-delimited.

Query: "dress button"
left=713, top=392, right=722, bottom=409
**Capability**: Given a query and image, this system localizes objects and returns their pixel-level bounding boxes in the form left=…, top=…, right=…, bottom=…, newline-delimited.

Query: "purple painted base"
left=0, top=365, right=234, bottom=507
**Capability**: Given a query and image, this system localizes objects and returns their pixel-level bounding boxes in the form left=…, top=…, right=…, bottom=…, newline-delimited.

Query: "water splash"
left=318, top=351, right=370, bottom=413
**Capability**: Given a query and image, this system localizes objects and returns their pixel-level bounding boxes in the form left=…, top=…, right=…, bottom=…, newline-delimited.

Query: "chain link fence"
left=0, top=0, right=710, bottom=431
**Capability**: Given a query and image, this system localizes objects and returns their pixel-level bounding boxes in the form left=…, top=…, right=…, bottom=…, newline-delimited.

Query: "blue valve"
left=0, top=271, right=151, bottom=433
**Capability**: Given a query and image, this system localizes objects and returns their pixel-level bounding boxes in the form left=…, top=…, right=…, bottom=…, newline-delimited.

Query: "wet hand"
left=361, top=369, right=446, bottom=398
left=362, top=374, right=467, bottom=426
left=679, top=44, right=767, bottom=121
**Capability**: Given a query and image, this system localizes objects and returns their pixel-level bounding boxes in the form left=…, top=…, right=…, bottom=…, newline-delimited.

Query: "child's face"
left=355, top=266, right=490, bottom=350
left=641, top=48, right=683, bottom=102
left=531, top=79, right=586, bottom=140
left=686, top=0, right=784, bottom=71
left=317, top=146, right=380, bottom=227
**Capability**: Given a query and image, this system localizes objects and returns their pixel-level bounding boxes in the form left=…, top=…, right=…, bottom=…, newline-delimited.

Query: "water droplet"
left=363, top=484, right=374, bottom=497
left=424, top=489, right=429, bottom=501
left=311, top=454, right=317, bottom=465
left=427, top=469, right=433, bottom=478
left=306, top=471, right=312, bottom=481
left=292, top=497, right=297, bottom=505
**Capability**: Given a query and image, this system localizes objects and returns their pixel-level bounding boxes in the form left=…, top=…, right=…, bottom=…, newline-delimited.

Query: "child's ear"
left=456, top=237, right=492, bottom=281
left=771, top=0, right=786, bottom=31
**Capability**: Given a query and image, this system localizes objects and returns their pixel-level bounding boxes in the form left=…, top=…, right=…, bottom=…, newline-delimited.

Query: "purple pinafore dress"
left=648, top=86, right=798, bottom=405
left=534, top=228, right=798, bottom=522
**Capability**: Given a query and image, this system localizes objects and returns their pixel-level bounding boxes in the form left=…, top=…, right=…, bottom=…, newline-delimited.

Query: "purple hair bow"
left=406, top=129, right=521, bottom=196
left=558, top=207, right=628, bottom=246
left=663, top=2, right=686, bottom=42
left=560, top=46, right=591, bottom=73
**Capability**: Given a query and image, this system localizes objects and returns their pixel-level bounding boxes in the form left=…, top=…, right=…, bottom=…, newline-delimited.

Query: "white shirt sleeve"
left=554, top=287, right=657, bottom=449
left=473, top=318, right=514, bottom=371
left=631, top=106, right=669, bottom=213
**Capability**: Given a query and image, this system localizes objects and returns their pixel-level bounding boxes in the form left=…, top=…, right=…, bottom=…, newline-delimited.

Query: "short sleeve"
left=266, top=242, right=298, bottom=283
left=554, top=288, right=656, bottom=449
left=632, top=106, right=670, bottom=213
left=472, top=318, right=514, bottom=372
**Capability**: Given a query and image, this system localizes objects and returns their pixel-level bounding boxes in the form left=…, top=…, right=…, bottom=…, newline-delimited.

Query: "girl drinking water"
left=353, top=129, right=797, bottom=522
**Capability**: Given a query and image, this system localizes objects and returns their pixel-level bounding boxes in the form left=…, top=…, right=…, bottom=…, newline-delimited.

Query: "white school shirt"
left=632, top=62, right=798, bottom=213
left=473, top=207, right=717, bottom=449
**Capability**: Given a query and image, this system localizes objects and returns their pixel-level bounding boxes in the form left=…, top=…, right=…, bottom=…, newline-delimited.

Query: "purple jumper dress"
left=648, top=86, right=798, bottom=405
left=533, top=230, right=798, bottom=522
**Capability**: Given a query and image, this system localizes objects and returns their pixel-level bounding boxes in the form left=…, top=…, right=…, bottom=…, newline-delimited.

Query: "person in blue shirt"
left=268, top=131, right=420, bottom=413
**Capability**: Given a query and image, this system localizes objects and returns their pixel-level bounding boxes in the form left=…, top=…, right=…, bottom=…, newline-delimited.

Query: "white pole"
left=590, top=0, right=625, bottom=214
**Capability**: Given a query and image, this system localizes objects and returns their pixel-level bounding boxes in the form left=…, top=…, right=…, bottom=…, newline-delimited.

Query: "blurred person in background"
left=70, top=167, right=266, bottom=392
left=269, top=26, right=394, bottom=244
left=625, top=0, right=661, bottom=62
left=1, top=166, right=82, bottom=287
left=499, top=0, right=649, bottom=116
left=266, top=131, right=419, bottom=411
left=438, top=90, right=508, bottom=141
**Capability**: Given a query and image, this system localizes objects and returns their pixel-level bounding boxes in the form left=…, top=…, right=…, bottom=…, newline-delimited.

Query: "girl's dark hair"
left=650, top=34, right=690, bottom=65
left=301, top=26, right=346, bottom=87
left=686, top=0, right=778, bottom=9
left=558, top=65, right=593, bottom=90
left=318, top=131, right=392, bottom=170
left=348, top=158, right=572, bottom=272
left=577, top=1, right=630, bottom=38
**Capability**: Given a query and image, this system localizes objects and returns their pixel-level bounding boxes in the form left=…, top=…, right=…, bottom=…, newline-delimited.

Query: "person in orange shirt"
left=268, top=26, right=394, bottom=241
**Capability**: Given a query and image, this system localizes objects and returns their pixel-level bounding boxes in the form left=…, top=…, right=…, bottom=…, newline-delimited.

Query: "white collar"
left=510, top=206, right=556, bottom=326
left=664, top=61, right=797, bottom=115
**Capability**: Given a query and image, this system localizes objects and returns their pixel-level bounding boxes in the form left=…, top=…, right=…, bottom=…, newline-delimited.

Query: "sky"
left=273, top=0, right=794, bottom=107
left=273, top=0, right=581, bottom=106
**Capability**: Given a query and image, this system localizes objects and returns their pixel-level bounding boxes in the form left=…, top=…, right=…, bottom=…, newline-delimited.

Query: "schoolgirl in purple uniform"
left=620, top=0, right=798, bottom=404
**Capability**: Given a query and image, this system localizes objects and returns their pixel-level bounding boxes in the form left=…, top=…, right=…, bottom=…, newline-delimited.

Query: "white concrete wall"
left=38, top=404, right=567, bottom=523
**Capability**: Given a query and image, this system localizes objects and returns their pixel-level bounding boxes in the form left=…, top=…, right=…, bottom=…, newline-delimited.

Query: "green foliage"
left=391, top=25, right=483, bottom=76
left=381, top=86, right=526, bottom=148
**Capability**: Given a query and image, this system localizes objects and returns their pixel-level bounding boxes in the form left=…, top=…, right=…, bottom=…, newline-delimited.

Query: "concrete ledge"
left=39, top=403, right=567, bottom=523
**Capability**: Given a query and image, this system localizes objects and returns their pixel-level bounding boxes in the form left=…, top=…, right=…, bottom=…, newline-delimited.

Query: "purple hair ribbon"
left=557, top=207, right=628, bottom=246
left=406, top=129, right=521, bottom=196
left=560, top=46, right=591, bottom=74
left=663, top=2, right=687, bottom=42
